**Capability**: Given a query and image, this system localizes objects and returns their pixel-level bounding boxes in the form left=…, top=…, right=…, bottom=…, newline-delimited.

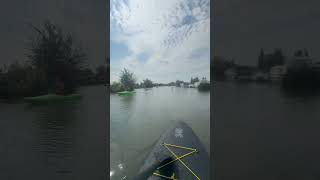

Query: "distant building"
left=253, top=71, right=269, bottom=81
left=188, top=84, right=195, bottom=88
left=235, top=66, right=255, bottom=81
left=225, top=66, right=256, bottom=81
left=200, top=78, right=209, bottom=84
left=225, top=68, right=237, bottom=80
left=258, top=48, right=285, bottom=71
left=269, top=65, right=287, bottom=81
left=287, top=56, right=312, bottom=70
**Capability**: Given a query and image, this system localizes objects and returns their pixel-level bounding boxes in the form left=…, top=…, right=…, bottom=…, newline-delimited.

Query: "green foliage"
left=120, top=68, right=136, bottom=91
left=95, top=65, right=109, bottom=84
left=175, top=80, right=184, bottom=87
left=190, top=77, right=199, bottom=84
left=198, top=82, right=210, bottom=91
left=0, top=20, right=95, bottom=98
left=110, top=81, right=124, bottom=93
left=198, top=78, right=210, bottom=91
left=0, top=63, right=47, bottom=98
left=27, top=20, right=86, bottom=95
left=142, top=78, right=153, bottom=88
left=77, top=68, right=96, bottom=85
left=212, top=56, right=235, bottom=80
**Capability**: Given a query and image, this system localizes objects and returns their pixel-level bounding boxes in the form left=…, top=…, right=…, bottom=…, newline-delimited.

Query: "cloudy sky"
left=110, top=0, right=210, bottom=84
left=214, top=0, right=320, bottom=66
left=0, top=0, right=107, bottom=69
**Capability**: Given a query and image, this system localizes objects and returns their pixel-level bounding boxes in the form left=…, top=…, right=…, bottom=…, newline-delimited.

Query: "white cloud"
left=110, top=0, right=210, bottom=83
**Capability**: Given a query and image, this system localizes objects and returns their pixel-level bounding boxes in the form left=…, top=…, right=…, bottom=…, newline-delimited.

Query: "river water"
left=110, top=86, right=210, bottom=179
left=0, top=86, right=107, bottom=180
left=213, top=81, right=320, bottom=180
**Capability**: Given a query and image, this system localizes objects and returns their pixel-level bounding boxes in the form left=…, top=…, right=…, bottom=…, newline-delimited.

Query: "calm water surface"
left=213, top=81, right=320, bottom=180
left=110, top=86, right=210, bottom=179
left=0, top=86, right=107, bottom=180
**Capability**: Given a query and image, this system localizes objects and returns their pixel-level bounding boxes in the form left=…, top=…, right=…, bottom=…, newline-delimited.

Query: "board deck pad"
left=138, top=121, right=209, bottom=180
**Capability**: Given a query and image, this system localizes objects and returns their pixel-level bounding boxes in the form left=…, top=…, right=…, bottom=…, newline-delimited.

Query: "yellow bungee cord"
left=152, top=143, right=200, bottom=180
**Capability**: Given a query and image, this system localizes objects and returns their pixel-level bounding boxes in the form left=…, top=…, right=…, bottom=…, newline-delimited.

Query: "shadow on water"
left=280, top=86, right=320, bottom=104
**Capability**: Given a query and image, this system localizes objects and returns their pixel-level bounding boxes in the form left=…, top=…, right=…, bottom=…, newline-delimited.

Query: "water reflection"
left=213, top=81, right=320, bottom=180
left=110, top=94, right=136, bottom=179
left=27, top=103, right=79, bottom=172
left=0, top=86, right=107, bottom=180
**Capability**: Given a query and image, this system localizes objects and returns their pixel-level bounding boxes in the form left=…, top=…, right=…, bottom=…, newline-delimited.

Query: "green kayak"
left=24, top=94, right=82, bottom=104
left=117, top=91, right=136, bottom=95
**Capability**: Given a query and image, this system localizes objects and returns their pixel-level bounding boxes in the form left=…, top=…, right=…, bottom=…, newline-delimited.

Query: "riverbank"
left=24, top=93, right=82, bottom=104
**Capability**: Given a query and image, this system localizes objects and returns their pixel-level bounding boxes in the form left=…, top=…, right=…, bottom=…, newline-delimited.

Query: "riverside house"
left=225, top=66, right=256, bottom=81
left=269, top=65, right=287, bottom=82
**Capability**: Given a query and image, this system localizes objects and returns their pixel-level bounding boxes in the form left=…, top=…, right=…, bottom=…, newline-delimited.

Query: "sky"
left=110, top=0, right=210, bottom=84
left=214, top=0, right=320, bottom=66
left=0, top=0, right=108, bottom=69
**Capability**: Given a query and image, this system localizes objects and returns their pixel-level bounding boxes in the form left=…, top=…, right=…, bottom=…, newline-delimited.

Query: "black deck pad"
left=138, top=121, right=209, bottom=180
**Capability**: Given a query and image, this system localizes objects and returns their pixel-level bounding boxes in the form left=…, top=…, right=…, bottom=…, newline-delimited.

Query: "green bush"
left=198, top=81, right=210, bottom=91
left=110, top=81, right=125, bottom=93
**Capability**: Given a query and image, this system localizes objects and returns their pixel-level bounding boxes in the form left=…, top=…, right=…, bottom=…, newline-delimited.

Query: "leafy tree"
left=212, top=56, right=235, bottom=80
left=190, top=77, right=199, bottom=84
left=143, top=78, right=153, bottom=88
left=294, top=50, right=303, bottom=57
left=78, top=68, right=96, bottom=85
left=272, top=48, right=285, bottom=66
left=27, top=20, right=86, bottom=95
left=110, top=81, right=124, bottom=93
left=120, top=68, right=136, bottom=91
left=198, top=77, right=210, bottom=91
left=105, top=56, right=110, bottom=85
left=1, top=62, right=47, bottom=97
left=95, top=65, right=108, bottom=84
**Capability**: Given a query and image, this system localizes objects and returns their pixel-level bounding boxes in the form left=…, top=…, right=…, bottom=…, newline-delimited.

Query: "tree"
left=78, top=68, right=95, bottom=85
left=143, top=79, right=153, bottom=88
left=105, top=56, right=110, bottom=85
left=198, top=77, right=210, bottom=91
left=110, top=81, right=124, bottom=93
left=95, top=65, right=108, bottom=84
left=272, top=48, right=285, bottom=66
left=190, top=77, right=199, bottom=84
left=212, top=56, right=235, bottom=80
left=175, top=80, right=184, bottom=87
left=27, top=20, right=86, bottom=95
left=120, top=68, right=136, bottom=91
left=294, top=50, right=303, bottom=57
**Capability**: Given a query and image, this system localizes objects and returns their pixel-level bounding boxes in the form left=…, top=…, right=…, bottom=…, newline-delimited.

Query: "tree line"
left=110, top=68, right=210, bottom=93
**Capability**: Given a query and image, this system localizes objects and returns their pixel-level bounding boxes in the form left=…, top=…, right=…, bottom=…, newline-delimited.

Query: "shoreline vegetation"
left=0, top=20, right=109, bottom=101
left=110, top=69, right=210, bottom=94
left=212, top=48, right=320, bottom=91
